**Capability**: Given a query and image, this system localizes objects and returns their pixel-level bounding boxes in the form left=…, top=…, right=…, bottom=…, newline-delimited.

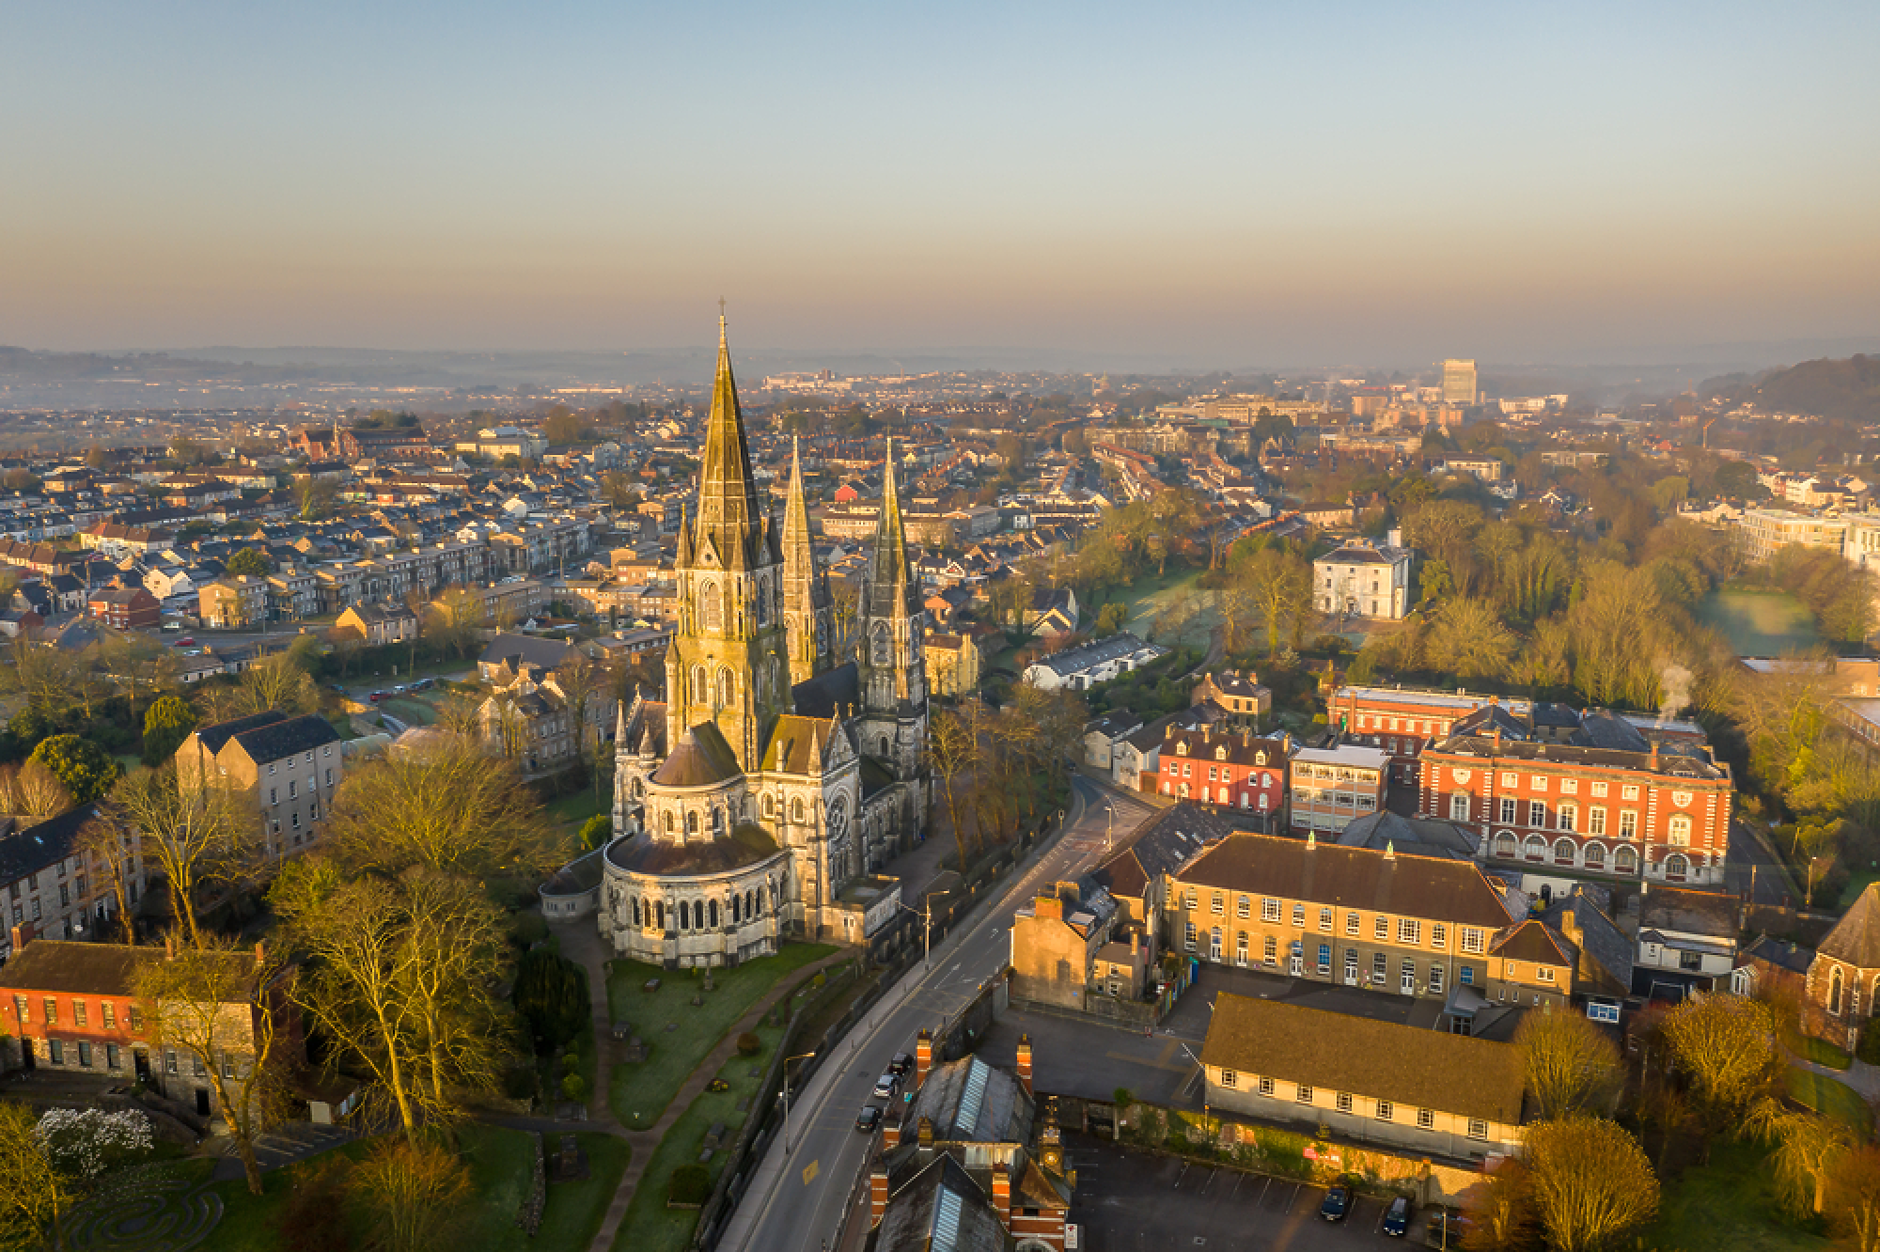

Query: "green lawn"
left=129, top=1125, right=626, bottom=1252
left=607, top=945, right=833, bottom=1130
left=1646, top=1140, right=1831, bottom=1252
left=1785, top=1066, right=1875, bottom=1134
left=1699, top=589, right=1821, bottom=656
left=1110, top=566, right=1218, bottom=646
left=1788, top=1034, right=1854, bottom=1072
left=612, top=1021, right=783, bottom=1252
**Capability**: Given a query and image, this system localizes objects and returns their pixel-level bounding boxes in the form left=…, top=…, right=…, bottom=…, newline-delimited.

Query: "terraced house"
left=1165, top=832, right=1573, bottom=1011
left=1151, top=724, right=1291, bottom=827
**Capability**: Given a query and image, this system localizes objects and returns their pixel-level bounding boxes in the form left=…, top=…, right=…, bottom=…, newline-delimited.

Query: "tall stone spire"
left=870, top=437, right=911, bottom=592
left=691, top=312, right=762, bottom=569
left=780, top=436, right=831, bottom=689
left=855, top=435, right=930, bottom=851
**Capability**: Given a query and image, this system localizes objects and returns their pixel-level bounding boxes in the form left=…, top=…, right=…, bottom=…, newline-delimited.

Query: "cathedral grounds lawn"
left=612, top=1020, right=785, bottom=1252
left=1645, top=1140, right=1830, bottom=1252
left=606, top=944, right=834, bottom=1131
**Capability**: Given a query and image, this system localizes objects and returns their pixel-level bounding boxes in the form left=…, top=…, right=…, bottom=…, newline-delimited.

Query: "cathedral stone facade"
left=599, top=317, right=928, bottom=967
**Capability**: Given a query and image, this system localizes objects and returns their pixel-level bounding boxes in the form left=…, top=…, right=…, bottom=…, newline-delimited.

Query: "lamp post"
left=896, top=889, right=947, bottom=969
left=781, top=1051, right=816, bottom=1153
left=1105, top=802, right=1115, bottom=853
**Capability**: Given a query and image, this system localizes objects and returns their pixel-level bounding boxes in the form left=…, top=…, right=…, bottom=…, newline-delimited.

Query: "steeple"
left=692, top=311, right=762, bottom=569
left=780, top=436, right=831, bottom=688
left=870, top=437, right=911, bottom=591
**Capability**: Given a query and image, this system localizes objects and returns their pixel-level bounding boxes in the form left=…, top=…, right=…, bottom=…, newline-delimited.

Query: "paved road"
left=721, top=777, right=1161, bottom=1252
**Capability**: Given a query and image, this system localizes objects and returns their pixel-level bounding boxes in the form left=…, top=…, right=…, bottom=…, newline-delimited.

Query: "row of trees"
left=928, top=685, right=1085, bottom=871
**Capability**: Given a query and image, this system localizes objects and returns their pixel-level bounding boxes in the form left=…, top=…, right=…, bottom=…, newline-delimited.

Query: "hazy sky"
left=4, top=1, right=1878, bottom=366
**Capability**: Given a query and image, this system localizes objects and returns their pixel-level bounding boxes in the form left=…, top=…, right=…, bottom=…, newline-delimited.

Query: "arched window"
left=1553, top=838, right=1576, bottom=865
left=1583, top=842, right=1606, bottom=870
left=702, top=581, right=722, bottom=632
left=755, top=578, right=768, bottom=624
left=1829, top=966, right=1845, bottom=1016
left=712, top=807, right=725, bottom=837
left=632, top=777, right=645, bottom=799
left=664, top=811, right=675, bottom=833
left=1493, top=831, right=1516, bottom=858
left=1615, top=845, right=1639, bottom=875
left=708, top=899, right=719, bottom=928
left=692, top=665, right=707, bottom=705
left=879, top=736, right=890, bottom=758
left=678, top=900, right=690, bottom=931
left=1665, top=853, right=1690, bottom=881
left=686, top=811, right=699, bottom=837
left=718, top=667, right=734, bottom=708
left=1667, top=815, right=1692, bottom=847
left=1523, top=835, right=1547, bottom=861
left=762, top=794, right=775, bottom=818
left=747, top=890, right=757, bottom=918
left=730, top=895, right=740, bottom=924
left=655, top=900, right=665, bottom=930
left=632, top=898, right=641, bottom=927
left=791, top=797, right=805, bottom=823
left=871, top=623, right=890, bottom=666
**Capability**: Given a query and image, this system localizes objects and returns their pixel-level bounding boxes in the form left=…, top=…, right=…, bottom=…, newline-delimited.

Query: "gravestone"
left=643, top=977, right=661, bottom=993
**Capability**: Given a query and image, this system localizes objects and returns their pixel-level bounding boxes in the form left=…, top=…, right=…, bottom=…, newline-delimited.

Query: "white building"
left=1022, top=633, right=1167, bottom=692
left=1287, top=743, right=1391, bottom=836
left=1314, top=537, right=1414, bottom=620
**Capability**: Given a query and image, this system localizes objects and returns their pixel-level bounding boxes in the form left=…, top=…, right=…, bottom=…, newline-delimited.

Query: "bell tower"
left=856, top=440, right=929, bottom=788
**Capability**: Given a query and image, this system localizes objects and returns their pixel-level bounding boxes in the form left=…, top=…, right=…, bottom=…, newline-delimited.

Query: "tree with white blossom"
left=33, top=1106, right=154, bottom=1179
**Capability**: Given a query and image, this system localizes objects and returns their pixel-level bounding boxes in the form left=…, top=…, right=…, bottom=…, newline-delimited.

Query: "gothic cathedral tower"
left=664, top=316, right=791, bottom=772
left=856, top=440, right=929, bottom=833
left=779, top=437, right=832, bottom=690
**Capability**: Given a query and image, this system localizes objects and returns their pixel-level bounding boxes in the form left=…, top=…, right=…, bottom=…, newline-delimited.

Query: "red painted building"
left=87, top=586, right=161, bottom=631
left=1419, top=731, right=1732, bottom=885
left=1153, top=725, right=1291, bottom=826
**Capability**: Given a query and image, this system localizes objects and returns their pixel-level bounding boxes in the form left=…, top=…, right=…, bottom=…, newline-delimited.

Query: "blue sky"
left=3, top=2, right=1877, bottom=365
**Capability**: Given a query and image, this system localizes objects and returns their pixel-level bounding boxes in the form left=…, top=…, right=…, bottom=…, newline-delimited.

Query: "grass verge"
left=606, top=944, right=833, bottom=1131
left=1784, top=1066, right=1875, bottom=1134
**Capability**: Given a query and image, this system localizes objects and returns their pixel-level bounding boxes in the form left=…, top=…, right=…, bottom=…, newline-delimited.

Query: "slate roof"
left=1638, top=884, right=1739, bottom=941
left=792, top=660, right=860, bottom=720
left=229, top=714, right=343, bottom=764
left=1030, top=632, right=1162, bottom=678
left=1093, top=802, right=1230, bottom=901
left=477, top=632, right=573, bottom=671
left=0, top=938, right=255, bottom=997
left=906, top=1053, right=1033, bottom=1144
left=195, top=711, right=288, bottom=755
left=1176, top=832, right=1522, bottom=929
left=874, top=1153, right=1006, bottom=1252
left=1201, top=992, right=1527, bottom=1126
left=0, top=804, right=105, bottom=883
left=1335, top=810, right=1479, bottom=860
left=761, top=715, right=836, bottom=776
left=1575, top=711, right=1651, bottom=752
left=1741, top=934, right=1814, bottom=976
left=1547, top=885, right=1633, bottom=992
left=649, top=723, right=742, bottom=788
left=1817, top=883, right=1880, bottom=970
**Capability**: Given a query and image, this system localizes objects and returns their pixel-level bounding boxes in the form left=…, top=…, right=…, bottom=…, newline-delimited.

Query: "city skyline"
left=4, top=2, right=1878, bottom=365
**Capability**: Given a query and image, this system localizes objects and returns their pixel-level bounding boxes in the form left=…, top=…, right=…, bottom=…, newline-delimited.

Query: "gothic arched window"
left=879, top=736, right=890, bottom=758
left=708, top=899, right=719, bottom=928
left=692, top=665, right=707, bottom=705
left=632, top=897, right=641, bottom=927
left=686, top=811, right=699, bottom=838
left=755, top=577, right=768, bottom=624
left=791, top=797, right=805, bottom=823
left=664, top=811, right=674, bottom=833
left=1830, top=966, right=1845, bottom=1016
left=762, top=794, right=775, bottom=819
left=677, top=900, right=689, bottom=931
left=655, top=900, right=665, bottom=930
left=871, top=623, right=890, bottom=666
left=701, top=581, right=722, bottom=632
left=712, top=807, right=725, bottom=837
left=730, top=895, right=739, bottom=924
left=717, top=667, right=735, bottom=708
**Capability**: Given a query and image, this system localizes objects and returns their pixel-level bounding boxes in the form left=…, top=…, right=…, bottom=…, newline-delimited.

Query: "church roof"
left=650, top=722, right=743, bottom=788
left=792, top=660, right=859, bottom=720
left=605, top=822, right=782, bottom=877
left=762, top=714, right=835, bottom=775
left=1819, top=883, right=1880, bottom=970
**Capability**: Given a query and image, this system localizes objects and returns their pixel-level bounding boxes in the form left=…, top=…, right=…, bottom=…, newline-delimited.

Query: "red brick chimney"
left=1016, top=1034, right=1033, bottom=1095
left=992, top=1163, right=1011, bottom=1228
left=915, top=1029, right=932, bottom=1091
left=870, top=1164, right=889, bottom=1228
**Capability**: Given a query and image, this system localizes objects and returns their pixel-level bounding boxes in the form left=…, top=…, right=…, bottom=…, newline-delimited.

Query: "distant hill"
left=1706, top=353, right=1880, bottom=422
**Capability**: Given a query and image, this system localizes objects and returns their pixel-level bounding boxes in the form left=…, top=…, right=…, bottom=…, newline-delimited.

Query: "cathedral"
left=598, top=316, right=930, bottom=967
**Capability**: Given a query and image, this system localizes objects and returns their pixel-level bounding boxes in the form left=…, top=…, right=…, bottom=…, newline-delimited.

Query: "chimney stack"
left=882, top=1116, right=900, bottom=1150
left=1016, top=1034, right=1033, bottom=1095
left=992, top=1163, right=1012, bottom=1229
left=1033, top=892, right=1063, bottom=922
left=8, top=925, right=24, bottom=954
left=917, top=1115, right=934, bottom=1147
left=915, top=1029, right=932, bottom=1091
left=870, top=1164, right=890, bottom=1228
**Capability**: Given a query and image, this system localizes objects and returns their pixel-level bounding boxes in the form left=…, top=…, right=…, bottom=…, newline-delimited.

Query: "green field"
left=1699, top=590, right=1821, bottom=656
left=606, top=945, right=833, bottom=1130
left=1645, top=1140, right=1831, bottom=1252
left=1107, top=567, right=1219, bottom=646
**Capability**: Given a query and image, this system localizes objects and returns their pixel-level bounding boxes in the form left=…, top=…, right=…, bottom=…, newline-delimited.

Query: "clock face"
left=1042, top=1149, right=1061, bottom=1169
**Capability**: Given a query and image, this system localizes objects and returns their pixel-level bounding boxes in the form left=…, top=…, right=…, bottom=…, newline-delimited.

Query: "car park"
left=1383, top=1194, right=1413, bottom=1237
left=873, top=1073, right=899, bottom=1100
left=1318, top=1184, right=1351, bottom=1222
left=855, top=1105, right=881, bottom=1132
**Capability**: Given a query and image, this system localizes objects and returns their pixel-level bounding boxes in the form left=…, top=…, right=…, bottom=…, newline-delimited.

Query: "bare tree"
left=927, top=709, right=978, bottom=864
left=74, top=814, right=140, bottom=944
left=1515, top=1007, right=1622, bottom=1120
left=1826, top=1145, right=1880, bottom=1252
left=1659, top=993, right=1784, bottom=1139
left=3, top=636, right=81, bottom=718
left=135, top=936, right=287, bottom=1195
left=0, top=760, right=74, bottom=817
left=105, top=766, right=259, bottom=949
left=348, top=1138, right=473, bottom=1252
left=0, top=1101, right=75, bottom=1251
left=1523, top=1115, right=1659, bottom=1252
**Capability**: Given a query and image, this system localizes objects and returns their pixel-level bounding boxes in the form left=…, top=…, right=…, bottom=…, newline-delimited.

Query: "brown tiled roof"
left=0, top=939, right=254, bottom=998
left=1201, top=992, right=1527, bottom=1125
left=650, top=723, right=742, bottom=788
left=1490, top=918, right=1570, bottom=966
left=1175, top=832, right=1519, bottom=928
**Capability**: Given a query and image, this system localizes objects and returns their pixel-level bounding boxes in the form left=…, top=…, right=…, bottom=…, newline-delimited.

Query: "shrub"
left=279, top=1156, right=354, bottom=1252
left=501, top=1062, right=539, bottom=1102
left=578, top=814, right=612, bottom=850
left=736, top=1032, right=762, bottom=1057
left=512, top=949, right=590, bottom=1053
left=668, top=1163, right=712, bottom=1208
left=561, top=1051, right=581, bottom=1074
left=141, top=695, right=199, bottom=767
left=560, top=1074, right=587, bottom=1102
left=28, top=734, right=119, bottom=804
left=33, top=1108, right=153, bottom=1178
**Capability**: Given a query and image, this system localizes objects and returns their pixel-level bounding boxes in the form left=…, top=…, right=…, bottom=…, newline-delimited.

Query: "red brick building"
left=1419, top=731, right=1732, bottom=885
left=1152, top=725, right=1291, bottom=826
left=87, top=586, right=161, bottom=631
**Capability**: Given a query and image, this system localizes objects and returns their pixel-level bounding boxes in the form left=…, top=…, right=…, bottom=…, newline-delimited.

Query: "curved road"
left=723, top=776, right=1160, bottom=1252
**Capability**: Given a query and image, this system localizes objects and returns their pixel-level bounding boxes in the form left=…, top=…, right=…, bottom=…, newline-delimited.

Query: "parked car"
left=889, top=1052, right=914, bottom=1078
left=1319, top=1185, right=1351, bottom=1222
left=872, top=1074, right=899, bottom=1100
left=173, top=637, right=195, bottom=647
left=855, top=1105, right=881, bottom=1132
left=369, top=691, right=388, bottom=703
left=391, top=684, right=408, bottom=694
left=1383, top=1195, right=1413, bottom=1237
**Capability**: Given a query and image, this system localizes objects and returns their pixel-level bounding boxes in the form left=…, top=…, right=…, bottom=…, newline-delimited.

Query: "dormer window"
left=1255, top=751, right=1267, bottom=766
left=1175, top=741, right=1189, bottom=756
left=1215, top=746, right=1228, bottom=761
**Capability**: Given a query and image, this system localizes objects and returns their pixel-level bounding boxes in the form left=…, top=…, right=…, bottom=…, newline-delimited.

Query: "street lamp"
left=1105, top=802, right=1115, bottom=853
left=781, top=1051, right=816, bottom=1153
left=895, top=889, right=948, bottom=969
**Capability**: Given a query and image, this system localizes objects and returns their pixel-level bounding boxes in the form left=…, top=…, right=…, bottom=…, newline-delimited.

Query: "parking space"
left=1068, top=1136, right=1412, bottom=1251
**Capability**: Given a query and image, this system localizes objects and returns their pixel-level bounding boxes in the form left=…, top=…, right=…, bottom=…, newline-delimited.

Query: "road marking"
left=801, top=1160, right=819, bottom=1185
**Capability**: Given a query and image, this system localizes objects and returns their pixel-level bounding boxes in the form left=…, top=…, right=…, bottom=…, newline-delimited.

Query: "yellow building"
left=923, top=628, right=981, bottom=697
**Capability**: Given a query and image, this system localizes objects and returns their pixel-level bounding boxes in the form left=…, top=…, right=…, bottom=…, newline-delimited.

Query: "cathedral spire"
left=693, top=309, right=761, bottom=567
left=780, top=436, right=831, bottom=688
left=871, top=436, right=910, bottom=590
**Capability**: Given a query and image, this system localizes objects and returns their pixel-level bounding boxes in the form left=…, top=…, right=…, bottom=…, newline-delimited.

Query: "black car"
left=1383, top=1194, right=1413, bottom=1237
left=855, top=1105, right=882, bottom=1132
left=889, top=1052, right=914, bottom=1077
left=1319, top=1185, right=1352, bottom=1222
